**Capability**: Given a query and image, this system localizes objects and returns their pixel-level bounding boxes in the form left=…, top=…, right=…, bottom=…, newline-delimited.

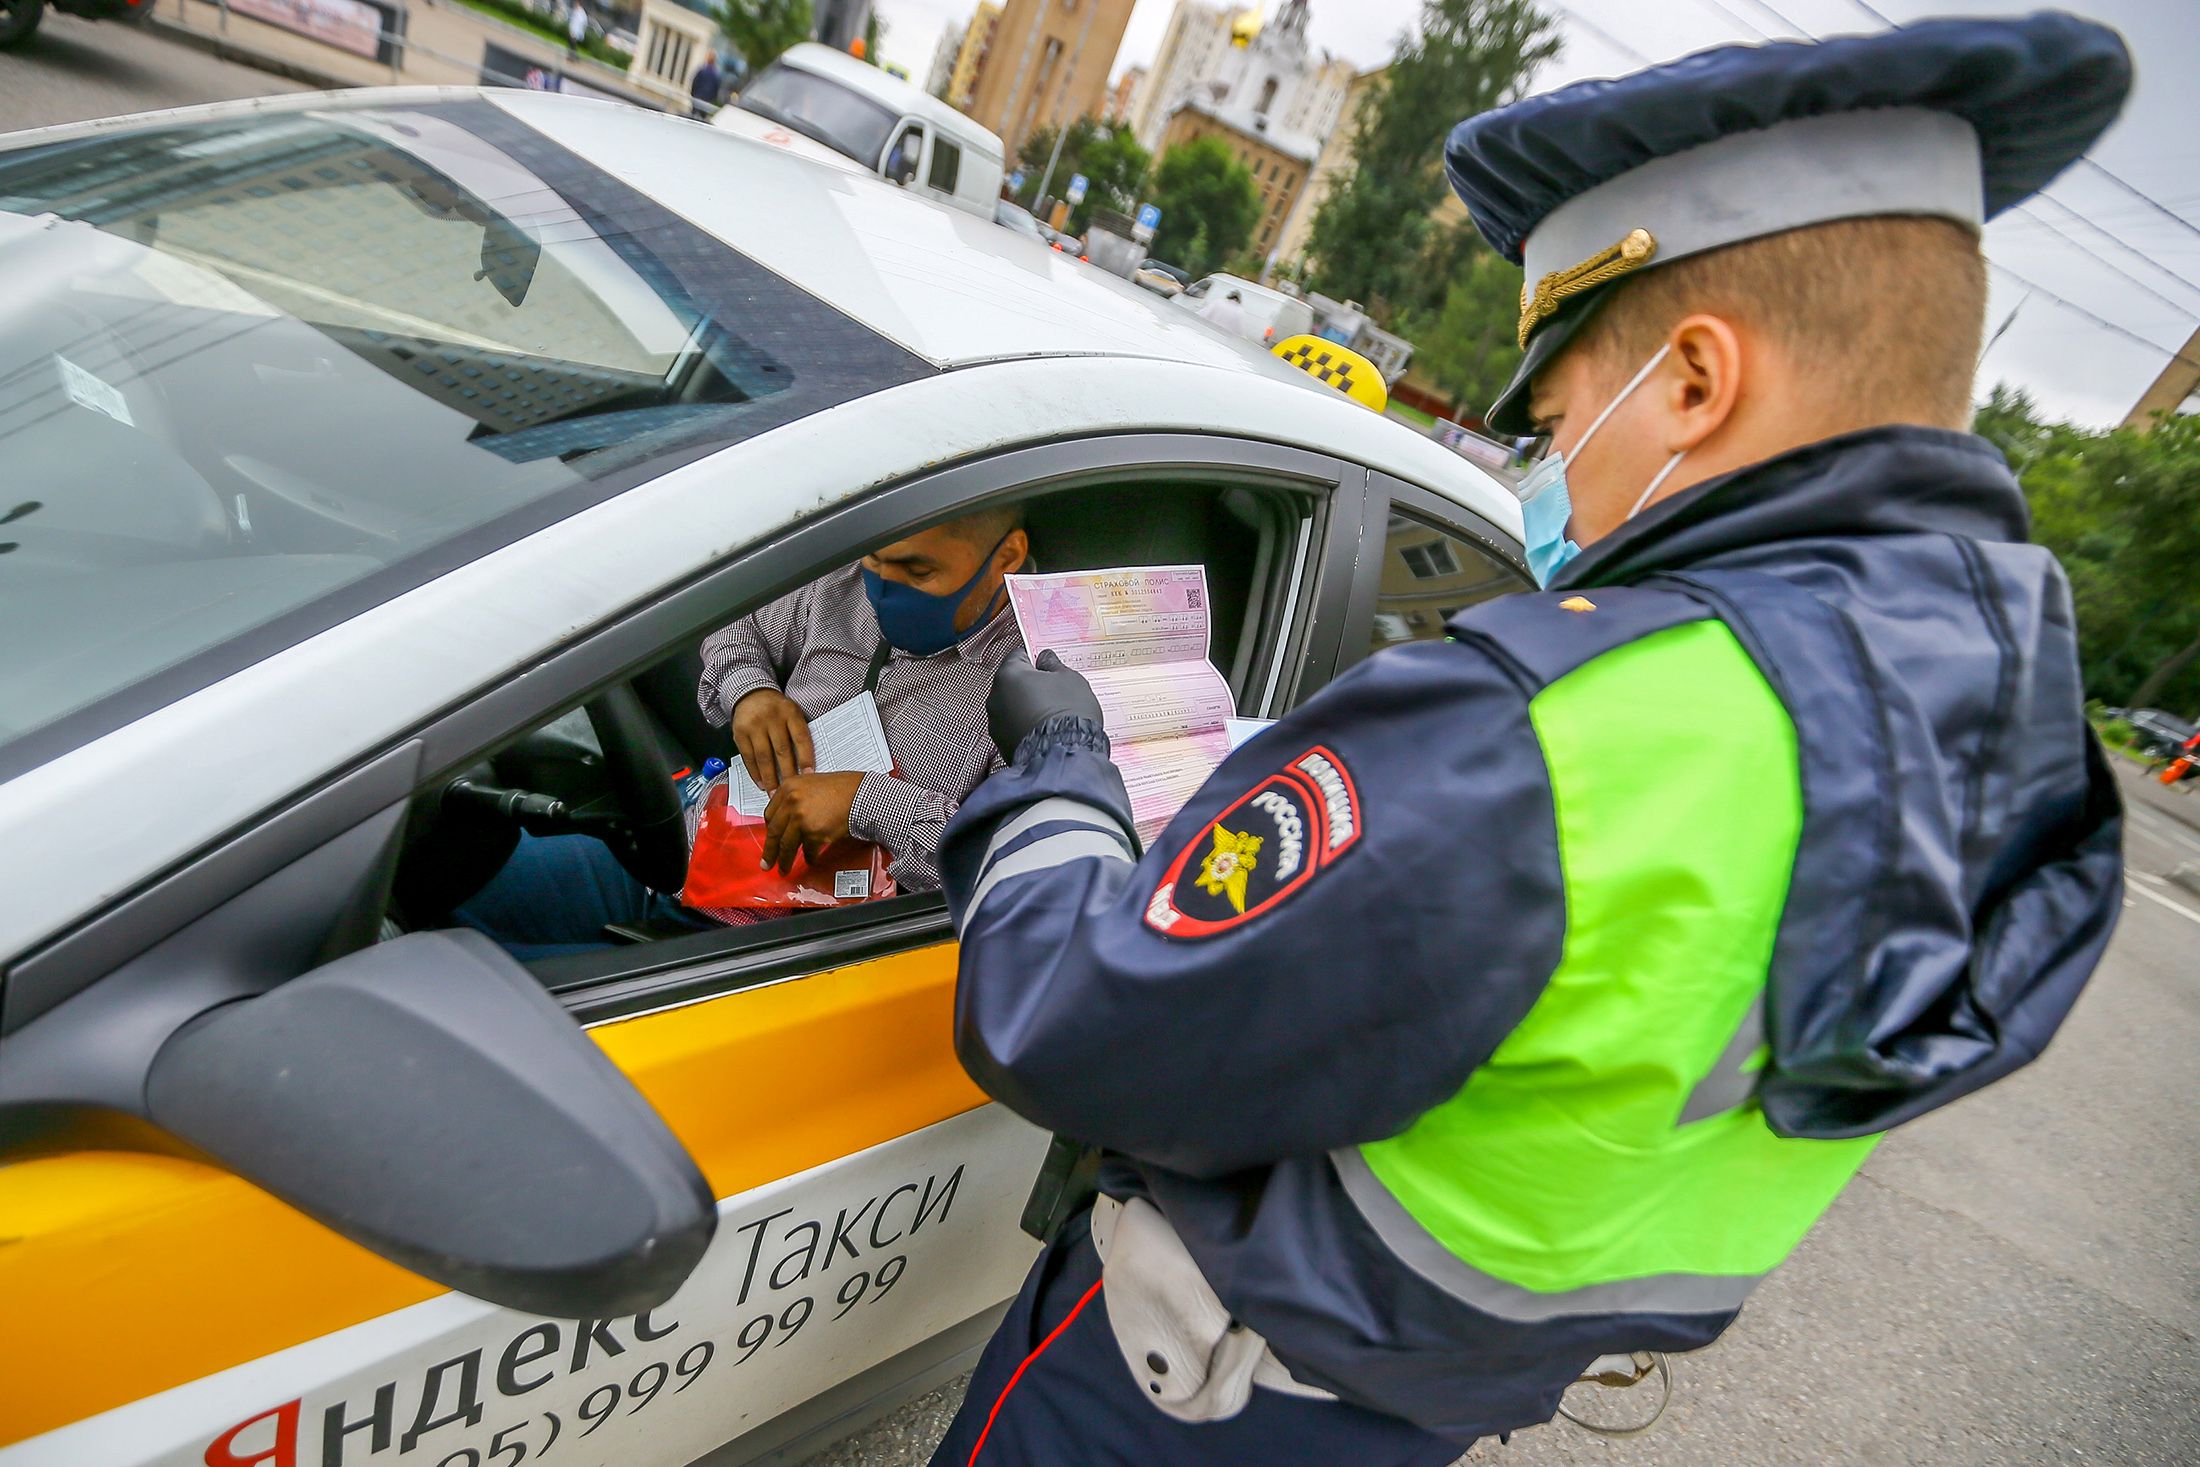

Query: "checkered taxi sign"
left=1270, top=334, right=1389, bottom=412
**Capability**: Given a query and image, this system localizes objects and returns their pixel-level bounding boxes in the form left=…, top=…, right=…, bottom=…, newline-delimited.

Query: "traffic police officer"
left=927, top=14, right=2131, bottom=1464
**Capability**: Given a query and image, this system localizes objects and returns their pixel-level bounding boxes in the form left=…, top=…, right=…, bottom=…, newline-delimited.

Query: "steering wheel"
left=583, top=684, right=693, bottom=896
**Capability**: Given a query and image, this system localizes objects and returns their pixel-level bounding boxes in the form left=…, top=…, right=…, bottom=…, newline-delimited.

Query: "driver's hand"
left=761, top=772, right=865, bottom=873
left=732, top=688, right=814, bottom=790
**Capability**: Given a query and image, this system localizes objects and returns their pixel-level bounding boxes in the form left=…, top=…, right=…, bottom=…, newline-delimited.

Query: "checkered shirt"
left=698, top=565, right=1017, bottom=893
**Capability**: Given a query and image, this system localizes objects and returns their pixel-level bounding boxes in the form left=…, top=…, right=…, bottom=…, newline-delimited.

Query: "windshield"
left=0, top=100, right=926, bottom=775
left=737, top=64, right=899, bottom=168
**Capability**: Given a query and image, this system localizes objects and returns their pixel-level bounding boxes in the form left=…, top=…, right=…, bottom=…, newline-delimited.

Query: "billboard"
left=230, top=0, right=402, bottom=63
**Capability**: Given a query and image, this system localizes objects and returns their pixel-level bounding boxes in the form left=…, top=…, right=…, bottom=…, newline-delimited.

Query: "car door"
left=1334, top=472, right=1534, bottom=676
left=0, top=435, right=1370, bottom=1467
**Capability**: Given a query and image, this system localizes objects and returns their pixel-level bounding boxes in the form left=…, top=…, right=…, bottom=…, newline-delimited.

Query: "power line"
left=1842, top=0, right=1894, bottom=24
left=1728, top=0, right=1809, bottom=38
left=1686, top=0, right=1770, bottom=42
left=1988, top=261, right=2200, bottom=376
left=2077, top=158, right=2200, bottom=248
left=1545, top=4, right=1651, bottom=65
left=2025, top=192, right=2200, bottom=307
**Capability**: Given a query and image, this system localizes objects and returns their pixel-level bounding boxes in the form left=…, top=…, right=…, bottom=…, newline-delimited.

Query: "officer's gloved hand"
left=989, top=649, right=1107, bottom=761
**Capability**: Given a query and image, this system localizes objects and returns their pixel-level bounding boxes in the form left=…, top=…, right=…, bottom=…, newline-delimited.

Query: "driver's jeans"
left=454, top=832, right=720, bottom=960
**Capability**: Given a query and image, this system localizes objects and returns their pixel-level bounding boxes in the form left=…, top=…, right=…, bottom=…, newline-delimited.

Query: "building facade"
left=1106, top=64, right=1145, bottom=124
left=1131, top=0, right=1350, bottom=160
left=947, top=2, right=1002, bottom=111
left=1128, top=1, right=1236, bottom=154
left=927, top=21, right=965, bottom=99
left=2122, top=325, right=2200, bottom=428
left=967, top=0, right=1137, bottom=160
left=1157, top=99, right=1317, bottom=261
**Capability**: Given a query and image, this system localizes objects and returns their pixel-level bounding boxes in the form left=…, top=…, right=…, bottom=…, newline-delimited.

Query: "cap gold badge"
left=1519, top=228, right=1657, bottom=347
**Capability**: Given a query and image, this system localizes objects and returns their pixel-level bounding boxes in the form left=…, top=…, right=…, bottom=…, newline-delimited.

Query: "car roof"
left=774, top=43, right=1005, bottom=160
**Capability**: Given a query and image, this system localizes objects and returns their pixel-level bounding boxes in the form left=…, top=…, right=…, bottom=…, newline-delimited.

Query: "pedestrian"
left=1197, top=286, right=1250, bottom=339
left=925, top=13, right=2131, bottom=1466
left=564, top=0, right=586, bottom=56
left=689, top=50, right=724, bottom=118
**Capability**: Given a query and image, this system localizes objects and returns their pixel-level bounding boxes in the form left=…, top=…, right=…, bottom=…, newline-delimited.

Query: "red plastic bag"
left=682, top=781, right=895, bottom=913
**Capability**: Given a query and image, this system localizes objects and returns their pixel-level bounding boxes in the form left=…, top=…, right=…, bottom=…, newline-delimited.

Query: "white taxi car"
left=0, top=88, right=1525, bottom=1466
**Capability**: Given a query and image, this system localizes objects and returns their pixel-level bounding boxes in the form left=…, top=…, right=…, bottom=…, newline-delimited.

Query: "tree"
left=1149, top=137, right=1259, bottom=278
left=1072, top=128, right=1152, bottom=234
left=1305, top=0, right=1559, bottom=316
left=717, top=0, right=813, bottom=75
left=1014, top=120, right=1151, bottom=232
left=1400, top=234, right=1523, bottom=417
left=1979, top=388, right=2200, bottom=716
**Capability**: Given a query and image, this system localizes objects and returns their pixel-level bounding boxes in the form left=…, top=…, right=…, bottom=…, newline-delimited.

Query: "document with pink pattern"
left=1005, top=565, right=1236, bottom=844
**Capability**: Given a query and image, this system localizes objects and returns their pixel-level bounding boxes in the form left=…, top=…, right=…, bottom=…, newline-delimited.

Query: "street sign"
left=1065, top=173, right=1089, bottom=206
left=1133, top=202, right=1161, bottom=244
left=1008, top=169, right=1026, bottom=193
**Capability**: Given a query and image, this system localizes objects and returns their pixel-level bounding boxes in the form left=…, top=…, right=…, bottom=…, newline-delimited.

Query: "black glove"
left=989, top=649, right=1105, bottom=758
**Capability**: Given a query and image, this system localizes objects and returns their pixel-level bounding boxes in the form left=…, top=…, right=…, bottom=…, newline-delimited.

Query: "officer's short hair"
left=1571, top=215, right=1988, bottom=431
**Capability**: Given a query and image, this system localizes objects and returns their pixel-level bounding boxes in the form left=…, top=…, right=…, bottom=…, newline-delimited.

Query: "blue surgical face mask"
left=862, top=531, right=1014, bottom=657
left=1515, top=344, right=1686, bottom=587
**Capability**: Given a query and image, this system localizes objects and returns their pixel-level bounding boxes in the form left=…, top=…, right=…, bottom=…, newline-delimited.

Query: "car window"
left=1368, top=513, right=1521, bottom=653
left=735, top=63, right=899, bottom=167
left=928, top=137, right=962, bottom=193
left=408, top=464, right=1343, bottom=1008
left=1184, top=279, right=1210, bottom=299
left=0, top=100, right=927, bottom=778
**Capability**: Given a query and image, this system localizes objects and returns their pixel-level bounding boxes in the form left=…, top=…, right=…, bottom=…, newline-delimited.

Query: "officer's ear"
left=1661, top=314, right=1745, bottom=456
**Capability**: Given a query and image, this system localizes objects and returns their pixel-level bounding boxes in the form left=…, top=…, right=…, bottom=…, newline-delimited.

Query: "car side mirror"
left=142, top=930, right=714, bottom=1317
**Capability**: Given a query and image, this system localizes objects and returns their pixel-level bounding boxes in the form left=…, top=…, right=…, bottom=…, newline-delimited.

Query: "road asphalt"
left=0, top=9, right=303, bottom=134
left=2, top=38, right=2191, bottom=1463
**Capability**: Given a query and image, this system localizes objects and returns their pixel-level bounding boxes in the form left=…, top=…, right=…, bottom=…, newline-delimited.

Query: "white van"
left=1173, top=273, right=1316, bottom=346
left=715, top=43, right=1007, bottom=219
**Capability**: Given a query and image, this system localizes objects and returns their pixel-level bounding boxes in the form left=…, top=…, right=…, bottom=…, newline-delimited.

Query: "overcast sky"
left=874, top=0, right=2200, bottom=428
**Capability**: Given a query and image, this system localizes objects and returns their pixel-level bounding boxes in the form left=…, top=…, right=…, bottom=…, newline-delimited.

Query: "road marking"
left=2126, top=807, right=2200, bottom=859
left=2125, top=877, right=2200, bottom=928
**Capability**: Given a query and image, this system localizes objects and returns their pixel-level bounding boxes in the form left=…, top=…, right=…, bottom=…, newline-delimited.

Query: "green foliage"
left=1305, top=0, right=1559, bottom=314
left=863, top=10, right=882, bottom=64
left=1981, top=388, right=2200, bottom=717
left=1399, top=228, right=1523, bottom=416
left=716, top=0, right=814, bottom=73
left=1149, top=137, right=1260, bottom=279
left=1014, top=120, right=1151, bottom=234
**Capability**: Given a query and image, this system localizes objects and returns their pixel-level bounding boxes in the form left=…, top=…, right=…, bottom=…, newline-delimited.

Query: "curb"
left=146, top=16, right=359, bottom=91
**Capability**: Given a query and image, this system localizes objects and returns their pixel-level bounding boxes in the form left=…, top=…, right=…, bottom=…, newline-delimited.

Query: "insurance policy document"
left=1006, top=565, right=1242, bottom=844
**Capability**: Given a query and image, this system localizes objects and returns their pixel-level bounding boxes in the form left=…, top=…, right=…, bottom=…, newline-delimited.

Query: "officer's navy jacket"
left=938, top=427, right=2124, bottom=1442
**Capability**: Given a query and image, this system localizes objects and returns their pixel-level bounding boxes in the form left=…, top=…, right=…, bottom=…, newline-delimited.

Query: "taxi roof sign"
left=1271, top=334, right=1388, bottom=413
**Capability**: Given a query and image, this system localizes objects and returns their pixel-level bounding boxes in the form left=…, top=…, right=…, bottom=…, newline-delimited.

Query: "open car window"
left=0, top=99, right=927, bottom=780
left=391, top=467, right=1340, bottom=1014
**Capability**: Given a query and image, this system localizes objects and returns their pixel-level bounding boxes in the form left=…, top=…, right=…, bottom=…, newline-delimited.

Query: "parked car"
left=2127, top=708, right=2198, bottom=759
left=1135, top=259, right=1190, bottom=296
left=994, top=198, right=1050, bottom=243
left=1, top=0, right=149, bottom=46
left=1173, top=272, right=1318, bottom=345
left=0, top=88, right=1528, bottom=1467
left=715, top=43, right=1005, bottom=219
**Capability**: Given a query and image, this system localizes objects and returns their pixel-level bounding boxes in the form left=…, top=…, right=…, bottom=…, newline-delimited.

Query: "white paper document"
left=1006, top=565, right=1240, bottom=844
left=727, top=689, right=892, bottom=816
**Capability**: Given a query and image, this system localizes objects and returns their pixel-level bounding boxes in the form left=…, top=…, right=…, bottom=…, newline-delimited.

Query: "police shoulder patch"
left=1143, top=746, right=1361, bottom=938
